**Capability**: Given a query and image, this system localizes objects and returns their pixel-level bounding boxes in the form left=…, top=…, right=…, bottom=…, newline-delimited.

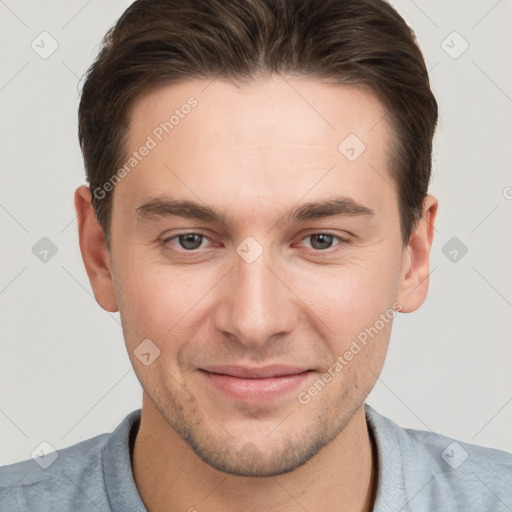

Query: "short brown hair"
left=78, top=0, right=437, bottom=248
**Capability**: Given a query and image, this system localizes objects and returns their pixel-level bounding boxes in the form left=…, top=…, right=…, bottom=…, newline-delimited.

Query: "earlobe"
left=396, top=194, right=438, bottom=313
left=74, top=185, right=119, bottom=312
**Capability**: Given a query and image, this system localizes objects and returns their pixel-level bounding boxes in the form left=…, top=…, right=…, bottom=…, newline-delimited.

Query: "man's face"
left=108, top=76, right=407, bottom=476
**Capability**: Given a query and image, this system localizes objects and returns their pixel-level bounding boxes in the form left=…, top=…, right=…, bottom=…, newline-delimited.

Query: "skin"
left=75, top=75, right=437, bottom=512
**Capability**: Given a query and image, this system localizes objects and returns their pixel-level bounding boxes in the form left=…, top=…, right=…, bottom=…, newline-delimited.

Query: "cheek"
left=113, top=260, right=217, bottom=346
left=296, top=252, right=400, bottom=341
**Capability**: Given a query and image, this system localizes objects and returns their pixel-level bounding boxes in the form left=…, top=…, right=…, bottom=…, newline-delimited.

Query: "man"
left=1, top=0, right=511, bottom=510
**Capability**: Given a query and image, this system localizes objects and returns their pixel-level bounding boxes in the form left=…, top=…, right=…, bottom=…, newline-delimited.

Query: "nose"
left=214, top=242, right=298, bottom=350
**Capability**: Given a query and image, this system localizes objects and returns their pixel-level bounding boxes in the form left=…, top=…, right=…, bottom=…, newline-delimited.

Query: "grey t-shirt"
left=1, top=404, right=511, bottom=511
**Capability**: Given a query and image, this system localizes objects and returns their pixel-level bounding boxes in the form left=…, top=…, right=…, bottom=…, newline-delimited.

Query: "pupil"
left=311, top=234, right=333, bottom=250
left=180, top=234, right=202, bottom=250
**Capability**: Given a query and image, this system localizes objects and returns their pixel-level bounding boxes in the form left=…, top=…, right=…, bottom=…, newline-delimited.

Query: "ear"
left=396, top=194, right=438, bottom=313
left=74, top=185, right=118, bottom=312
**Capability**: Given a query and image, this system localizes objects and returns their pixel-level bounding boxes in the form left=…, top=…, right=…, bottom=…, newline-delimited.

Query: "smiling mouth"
left=197, top=365, right=314, bottom=402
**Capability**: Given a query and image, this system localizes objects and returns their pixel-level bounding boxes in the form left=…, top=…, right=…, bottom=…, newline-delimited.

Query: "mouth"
left=197, top=365, right=314, bottom=403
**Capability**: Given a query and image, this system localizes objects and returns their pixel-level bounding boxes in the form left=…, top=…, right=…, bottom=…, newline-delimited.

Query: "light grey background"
left=1, top=0, right=511, bottom=465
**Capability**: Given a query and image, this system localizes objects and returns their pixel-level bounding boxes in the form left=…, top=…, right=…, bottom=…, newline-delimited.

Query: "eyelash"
left=160, top=232, right=349, bottom=256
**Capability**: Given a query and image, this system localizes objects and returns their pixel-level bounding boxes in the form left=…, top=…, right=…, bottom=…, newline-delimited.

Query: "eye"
left=163, top=233, right=210, bottom=251
left=300, top=233, right=347, bottom=251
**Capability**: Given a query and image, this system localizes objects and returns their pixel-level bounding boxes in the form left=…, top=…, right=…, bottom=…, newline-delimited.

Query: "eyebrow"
left=135, top=195, right=375, bottom=225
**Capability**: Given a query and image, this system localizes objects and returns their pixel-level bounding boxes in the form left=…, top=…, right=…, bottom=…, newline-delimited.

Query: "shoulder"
left=0, top=408, right=143, bottom=511
left=365, top=404, right=512, bottom=511
left=0, top=432, right=111, bottom=511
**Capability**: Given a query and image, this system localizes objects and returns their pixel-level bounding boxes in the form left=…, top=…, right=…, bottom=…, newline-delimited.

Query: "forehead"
left=117, top=76, right=396, bottom=226
left=127, top=76, right=389, bottom=149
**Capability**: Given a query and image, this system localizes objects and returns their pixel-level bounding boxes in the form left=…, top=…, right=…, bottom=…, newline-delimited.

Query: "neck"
left=132, top=394, right=377, bottom=512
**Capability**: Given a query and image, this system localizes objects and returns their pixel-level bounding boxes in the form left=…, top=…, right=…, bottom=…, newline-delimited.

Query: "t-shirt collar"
left=100, top=405, right=406, bottom=512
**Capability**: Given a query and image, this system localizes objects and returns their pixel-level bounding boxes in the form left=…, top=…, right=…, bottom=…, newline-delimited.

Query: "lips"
left=197, top=365, right=313, bottom=403
left=200, top=364, right=310, bottom=379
